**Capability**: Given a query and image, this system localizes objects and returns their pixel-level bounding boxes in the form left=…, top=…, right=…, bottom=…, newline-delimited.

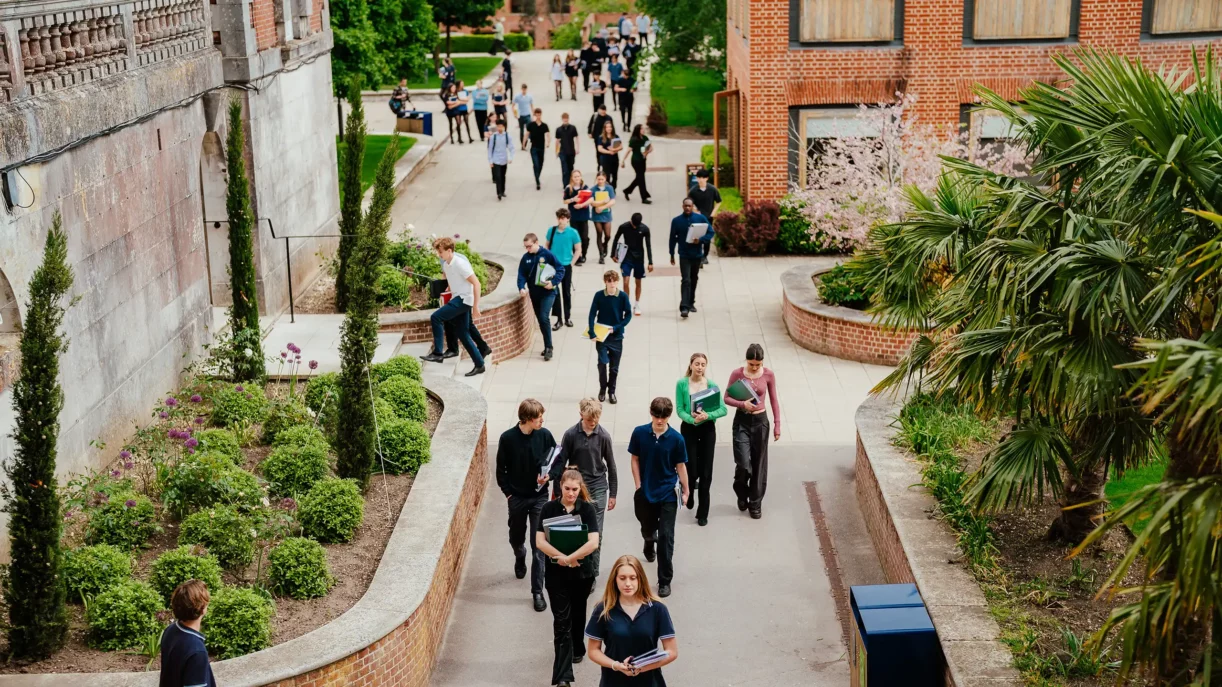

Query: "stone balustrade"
left=133, top=0, right=208, bottom=66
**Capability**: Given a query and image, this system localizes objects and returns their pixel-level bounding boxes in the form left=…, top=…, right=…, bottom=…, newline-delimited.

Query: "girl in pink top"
left=725, top=343, right=780, bottom=518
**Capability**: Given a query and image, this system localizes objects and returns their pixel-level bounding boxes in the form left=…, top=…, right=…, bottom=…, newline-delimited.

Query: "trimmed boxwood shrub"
left=376, top=264, right=413, bottom=308
left=202, top=586, right=275, bottom=659
left=162, top=452, right=265, bottom=518
left=817, top=264, right=873, bottom=310
left=179, top=506, right=257, bottom=570
left=261, top=399, right=313, bottom=445
left=304, top=372, right=339, bottom=414
left=374, top=397, right=398, bottom=423
left=210, top=383, right=268, bottom=427
left=299, top=478, right=365, bottom=543
left=63, top=544, right=133, bottom=603
left=149, top=545, right=224, bottom=604
left=195, top=428, right=244, bottom=465
left=272, top=424, right=329, bottom=450
left=262, top=443, right=331, bottom=497
left=377, top=375, right=427, bottom=423
left=371, top=355, right=422, bottom=383
left=377, top=417, right=431, bottom=475
left=269, top=537, right=335, bottom=600
left=87, top=580, right=163, bottom=651
left=85, top=491, right=160, bottom=550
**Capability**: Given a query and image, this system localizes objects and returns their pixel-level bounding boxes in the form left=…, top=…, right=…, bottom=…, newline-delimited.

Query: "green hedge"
left=436, top=33, right=533, bottom=54
left=701, top=144, right=734, bottom=184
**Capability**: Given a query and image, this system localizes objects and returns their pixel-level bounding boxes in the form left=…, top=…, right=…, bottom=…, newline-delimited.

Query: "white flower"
left=244, top=347, right=254, bottom=358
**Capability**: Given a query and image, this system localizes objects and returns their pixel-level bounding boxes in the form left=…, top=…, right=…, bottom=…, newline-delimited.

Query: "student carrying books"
left=587, top=270, right=633, bottom=404
left=518, top=233, right=566, bottom=361
left=674, top=352, right=727, bottom=526
left=497, top=398, right=559, bottom=613
left=725, top=343, right=781, bottom=519
left=585, top=554, right=680, bottom=684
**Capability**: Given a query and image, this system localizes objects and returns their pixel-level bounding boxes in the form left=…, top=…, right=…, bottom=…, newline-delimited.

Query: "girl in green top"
left=675, top=352, right=727, bottom=526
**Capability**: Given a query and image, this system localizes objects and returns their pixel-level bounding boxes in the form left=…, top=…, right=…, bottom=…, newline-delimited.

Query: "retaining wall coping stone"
left=379, top=251, right=520, bottom=328
left=0, top=373, right=488, bottom=687
left=780, top=264, right=880, bottom=326
left=855, top=393, right=1020, bottom=687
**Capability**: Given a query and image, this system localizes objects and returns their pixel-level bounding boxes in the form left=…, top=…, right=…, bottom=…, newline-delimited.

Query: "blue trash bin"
left=419, top=111, right=433, bottom=137
left=850, top=584, right=941, bottom=687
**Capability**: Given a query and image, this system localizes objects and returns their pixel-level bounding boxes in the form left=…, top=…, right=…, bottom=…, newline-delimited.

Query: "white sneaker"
left=634, top=303, right=641, bottom=316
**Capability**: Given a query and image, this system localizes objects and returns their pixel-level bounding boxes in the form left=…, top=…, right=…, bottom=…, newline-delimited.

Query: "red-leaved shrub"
left=714, top=200, right=780, bottom=256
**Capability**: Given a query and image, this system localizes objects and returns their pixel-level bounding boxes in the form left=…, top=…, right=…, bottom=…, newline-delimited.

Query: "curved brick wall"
left=781, top=264, right=919, bottom=366
left=379, top=253, right=533, bottom=362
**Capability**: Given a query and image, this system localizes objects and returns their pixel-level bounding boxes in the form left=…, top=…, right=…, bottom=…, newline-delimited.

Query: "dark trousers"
left=633, top=489, right=678, bottom=586
left=559, top=153, right=575, bottom=189
left=599, top=154, right=619, bottom=188
left=681, top=421, right=716, bottom=520
left=489, top=38, right=506, bottom=55
left=546, top=575, right=595, bottom=684
left=623, top=157, right=649, bottom=200
left=519, top=116, right=531, bottom=146
left=443, top=320, right=488, bottom=356
left=529, top=287, right=557, bottom=350
left=507, top=492, right=548, bottom=594
left=596, top=334, right=623, bottom=393
left=530, top=147, right=545, bottom=184
left=593, top=94, right=605, bottom=111
left=475, top=110, right=488, bottom=140
left=573, top=220, right=590, bottom=262
left=583, top=69, right=594, bottom=90
left=429, top=299, right=484, bottom=367
left=732, top=411, right=771, bottom=510
left=620, top=94, right=634, bottom=128
left=492, top=163, right=508, bottom=198
left=550, top=265, right=574, bottom=321
left=679, top=256, right=702, bottom=312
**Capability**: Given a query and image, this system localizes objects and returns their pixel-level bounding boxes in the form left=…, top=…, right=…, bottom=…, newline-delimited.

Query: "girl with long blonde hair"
left=585, top=554, right=679, bottom=682
left=675, top=352, right=727, bottom=526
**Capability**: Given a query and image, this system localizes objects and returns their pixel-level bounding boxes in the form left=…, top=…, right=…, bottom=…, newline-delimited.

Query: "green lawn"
left=1105, top=458, right=1167, bottom=534
left=393, top=57, right=502, bottom=90
left=719, top=187, right=743, bottom=214
left=336, top=135, right=417, bottom=194
left=651, top=63, right=724, bottom=131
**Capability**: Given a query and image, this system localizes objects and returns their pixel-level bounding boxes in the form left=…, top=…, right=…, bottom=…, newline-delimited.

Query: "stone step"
left=399, top=340, right=493, bottom=394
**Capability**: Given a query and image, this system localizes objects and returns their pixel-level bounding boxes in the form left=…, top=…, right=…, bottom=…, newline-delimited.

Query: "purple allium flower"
left=194, top=416, right=205, bottom=425
left=63, top=509, right=75, bottom=520
left=453, top=233, right=461, bottom=238
left=190, top=394, right=202, bottom=403
left=287, top=342, right=300, bottom=354
left=159, top=410, right=170, bottom=419
left=309, top=360, right=319, bottom=370
left=235, top=385, right=245, bottom=392
left=187, top=447, right=195, bottom=454
left=184, top=438, right=199, bottom=449
left=280, top=351, right=288, bottom=359
left=124, top=460, right=134, bottom=470
left=295, top=355, right=302, bottom=362
left=120, top=450, right=132, bottom=460
left=111, top=469, right=121, bottom=477
left=165, top=397, right=178, bottom=407
left=279, top=497, right=298, bottom=511
left=124, top=499, right=137, bottom=509
left=245, top=393, right=252, bottom=400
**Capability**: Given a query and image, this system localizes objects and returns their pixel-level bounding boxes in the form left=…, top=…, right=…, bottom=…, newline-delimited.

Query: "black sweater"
left=611, top=221, right=653, bottom=263
left=496, top=425, right=558, bottom=498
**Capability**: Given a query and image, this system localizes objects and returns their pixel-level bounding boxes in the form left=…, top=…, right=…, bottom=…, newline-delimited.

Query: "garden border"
left=855, top=393, right=1021, bottom=686
left=781, top=264, right=919, bottom=366
left=378, top=252, right=533, bottom=362
left=0, top=373, right=489, bottom=687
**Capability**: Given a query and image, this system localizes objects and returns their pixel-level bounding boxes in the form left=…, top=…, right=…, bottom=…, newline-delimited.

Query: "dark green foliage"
left=638, top=0, right=725, bottom=68
left=260, top=400, right=312, bottom=445
left=434, top=33, right=533, bottom=53
left=162, top=453, right=264, bottom=519
left=299, top=478, right=365, bottom=543
left=262, top=443, right=331, bottom=497
left=209, top=383, right=269, bottom=427
left=4, top=214, right=72, bottom=658
left=179, top=506, right=257, bottom=570
left=371, top=355, right=423, bottom=383
left=224, top=99, right=265, bottom=384
left=86, top=580, right=163, bottom=651
left=269, top=537, right=335, bottom=600
left=336, top=81, right=367, bottom=312
left=63, top=545, right=133, bottom=604
left=778, top=201, right=828, bottom=255
left=272, top=424, right=329, bottom=451
left=431, top=0, right=501, bottom=54
left=371, top=0, right=439, bottom=83
left=377, top=375, right=427, bottom=423
left=375, top=264, right=413, bottom=308
left=550, top=18, right=584, bottom=50
left=454, top=241, right=491, bottom=295
left=148, top=546, right=224, bottom=605
left=84, top=492, right=160, bottom=551
left=817, top=264, right=874, bottom=310
left=373, top=397, right=399, bottom=423
left=304, top=373, right=340, bottom=415
left=330, top=0, right=385, bottom=94
left=195, top=429, right=244, bottom=466
left=202, top=586, right=274, bottom=659
left=336, top=137, right=399, bottom=489
left=376, top=418, right=431, bottom=475
left=700, top=144, right=734, bottom=184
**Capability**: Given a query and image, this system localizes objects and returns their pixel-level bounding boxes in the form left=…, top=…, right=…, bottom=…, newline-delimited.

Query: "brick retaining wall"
left=780, top=265, right=919, bottom=366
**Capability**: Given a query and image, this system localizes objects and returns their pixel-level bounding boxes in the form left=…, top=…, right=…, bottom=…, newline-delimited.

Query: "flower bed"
left=781, top=264, right=918, bottom=366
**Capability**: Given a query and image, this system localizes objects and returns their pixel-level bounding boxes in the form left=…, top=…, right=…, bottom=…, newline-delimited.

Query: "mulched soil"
left=0, top=389, right=443, bottom=675
left=296, top=264, right=503, bottom=316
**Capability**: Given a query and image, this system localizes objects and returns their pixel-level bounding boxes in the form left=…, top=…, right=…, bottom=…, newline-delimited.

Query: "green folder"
left=726, top=378, right=761, bottom=404
left=547, top=526, right=589, bottom=555
left=691, top=387, right=723, bottom=415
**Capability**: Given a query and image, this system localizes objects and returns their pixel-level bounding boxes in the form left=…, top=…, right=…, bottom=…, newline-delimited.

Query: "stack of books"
left=543, top=513, right=588, bottom=559
left=690, top=387, right=722, bottom=416
left=726, top=378, right=762, bottom=405
left=628, top=648, right=667, bottom=669
left=535, top=261, right=557, bottom=287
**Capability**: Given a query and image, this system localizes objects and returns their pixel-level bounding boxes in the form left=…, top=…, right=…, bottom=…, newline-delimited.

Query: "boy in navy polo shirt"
left=628, top=397, right=689, bottom=598
left=159, top=579, right=215, bottom=687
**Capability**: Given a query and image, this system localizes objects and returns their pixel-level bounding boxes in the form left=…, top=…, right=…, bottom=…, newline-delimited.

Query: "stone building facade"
left=0, top=0, right=338, bottom=557
left=725, top=0, right=1222, bottom=201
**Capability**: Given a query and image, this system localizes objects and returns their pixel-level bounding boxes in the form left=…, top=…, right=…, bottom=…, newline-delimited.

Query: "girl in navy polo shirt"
left=585, top=554, right=678, bottom=685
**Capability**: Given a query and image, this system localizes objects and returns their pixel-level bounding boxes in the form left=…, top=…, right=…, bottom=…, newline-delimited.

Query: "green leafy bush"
left=436, top=33, right=532, bottom=53
left=85, top=492, right=160, bottom=550
left=202, top=586, right=275, bottom=659
left=210, top=384, right=268, bottom=427
left=304, top=373, right=339, bottom=415
left=272, top=424, right=329, bottom=450
left=719, top=187, right=744, bottom=215
left=377, top=417, right=431, bottom=475
left=700, top=144, right=734, bottom=184
left=269, top=537, right=335, bottom=600
left=817, top=264, right=873, bottom=310
left=551, top=15, right=585, bottom=49
left=377, top=375, right=428, bottom=423
left=387, top=239, right=442, bottom=281
left=376, top=264, right=413, bottom=308
left=195, top=428, right=244, bottom=465
left=299, top=478, right=365, bottom=544
left=179, top=506, right=257, bottom=570
left=87, top=580, right=163, bottom=651
left=374, top=397, right=398, bottom=423
left=262, top=443, right=331, bottom=497
left=148, top=545, right=224, bottom=605
left=454, top=241, right=491, bottom=295
left=162, top=453, right=265, bottom=518
left=371, top=355, right=423, bottom=383
left=261, top=399, right=312, bottom=445
left=63, top=544, right=133, bottom=603
left=778, top=200, right=824, bottom=255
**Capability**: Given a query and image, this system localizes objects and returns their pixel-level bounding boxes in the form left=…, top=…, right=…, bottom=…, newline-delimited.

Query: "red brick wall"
left=730, top=0, right=1222, bottom=200
left=782, top=290, right=918, bottom=366
left=855, top=434, right=916, bottom=584
left=380, top=293, right=535, bottom=362
left=268, top=427, right=488, bottom=687
left=252, top=0, right=278, bottom=51
left=311, top=0, right=324, bottom=34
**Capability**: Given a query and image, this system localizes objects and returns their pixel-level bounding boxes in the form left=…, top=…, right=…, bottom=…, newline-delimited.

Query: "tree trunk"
left=446, top=24, right=452, bottom=56
left=1046, top=461, right=1106, bottom=544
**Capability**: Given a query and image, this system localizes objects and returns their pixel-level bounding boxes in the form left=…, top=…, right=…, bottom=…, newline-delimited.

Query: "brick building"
left=725, top=0, right=1222, bottom=201
left=460, top=0, right=637, bottom=48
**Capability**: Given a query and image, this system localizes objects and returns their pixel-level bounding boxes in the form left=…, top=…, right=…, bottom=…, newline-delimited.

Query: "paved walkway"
left=379, top=50, right=890, bottom=686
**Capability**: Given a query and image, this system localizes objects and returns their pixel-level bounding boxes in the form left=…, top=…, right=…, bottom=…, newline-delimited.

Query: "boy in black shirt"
left=687, top=169, right=722, bottom=265
left=526, top=108, right=551, bottom=191
left=496, top=398, right=557, bottom=612
left=159, top=580, right=215, bottom=687
left=554, top=113, right=580, bottom=190
left=611, top=212, right=653, bottom=315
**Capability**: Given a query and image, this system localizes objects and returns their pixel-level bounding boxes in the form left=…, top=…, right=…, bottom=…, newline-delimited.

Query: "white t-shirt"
left=444, top=253, right=477, bottom=305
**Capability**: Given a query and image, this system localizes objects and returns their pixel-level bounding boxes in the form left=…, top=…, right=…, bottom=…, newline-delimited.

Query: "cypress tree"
left=5, top=213, right=72, bottom=659
left=224, top=98, right=265, bottom=383
left=335, top=136, right=400, bottom=489
left=336, top=80, right=367, bottom=312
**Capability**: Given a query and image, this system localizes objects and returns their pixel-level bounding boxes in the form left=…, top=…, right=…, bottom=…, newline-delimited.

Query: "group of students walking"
left=495, top=339, right=780, bottom=686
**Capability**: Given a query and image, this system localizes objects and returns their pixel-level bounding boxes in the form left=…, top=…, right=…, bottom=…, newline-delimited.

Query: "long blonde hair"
left=559, top=469, right=592, bottom=503
left=685, top=352, right=708, bottom=379
left=600, top=555, right=659, bottom=619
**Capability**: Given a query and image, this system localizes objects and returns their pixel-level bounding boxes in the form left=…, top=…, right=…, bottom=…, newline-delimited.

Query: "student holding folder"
left=585, top=554, right=679, bottom=684
left=725, top=343, right=781, bottom=519
left=497, top=399, right=560, bottom=612
left=587, top=270, right=633, bottom=404
left=674, top=353, right=727, bottom=526
left=536, top=470, right=602, bottom=687
left=518, top=233, right=566, bottom=361
left=668, top=198, right=713, bottom=319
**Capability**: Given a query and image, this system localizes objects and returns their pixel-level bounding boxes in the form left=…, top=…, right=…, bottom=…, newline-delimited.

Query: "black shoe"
left=598, top=256, right=606, bottom=264
left=643, top=540, right=656, bottom=562
left=514, top=549, right=527, bottom=579
left=701, top=256, right=709, bottom=266
left=737, top=497, right=748, bottom=512
left=750, top=508, right=762, bottom=520
left=624, top=191, right=631, bottom=201
left=642, top=199, right=652, bottom=205
left=544, top=348, right=553, bottom=361
left=599, top=389, right=606, bottom=402
left=680, top=310, right=689, bottom=319
left=537, top=181, right=541, bottom=190
left=576, top=257, right=586, bottom=266
left=573, top=655, right=585, bottom=664
left=689, top=306, right=697, bottom=313
left=465, top=365, right=485, bottom=377
left=533, top=593, right=547, bottom=612
left=553, top=319, right=563, bottom=331
left=658, top=583, right=671, bottom=598
left=420, top=352, right=445, bottom=363
left=565, top=319, right=573, bottom=328
left=442, top=348, right=459, bottom=359
left=697, top=517, right=708, bottom=526
left=479, top=345, right=493, bottom=358
left=608, top=393, right=617, bottom=404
